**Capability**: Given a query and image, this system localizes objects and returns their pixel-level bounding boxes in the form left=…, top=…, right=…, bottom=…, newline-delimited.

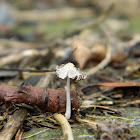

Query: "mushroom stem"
left=65, top=77, right=71, bottom=119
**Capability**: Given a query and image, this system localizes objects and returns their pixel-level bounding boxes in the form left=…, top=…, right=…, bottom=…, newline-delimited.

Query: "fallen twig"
left=0, top=49, right=49, bottom=67
left=15, top=128, right=23, bottom=140
left=121, top=99, right=140, bottom=107
left=0, top=84, right=80, bottom=113
left=80, top=105, right=121, bottom=115
left=0, top=39, right=35, bottom=49
left=0, top=108, right=27, bottom=140
left=76, top=117, right=99, bottom=130
left=54, top=113, right=74, bottom=140
left=86, top=25, right=112, bottom=76
left=21, top=128, right=49, bottom=139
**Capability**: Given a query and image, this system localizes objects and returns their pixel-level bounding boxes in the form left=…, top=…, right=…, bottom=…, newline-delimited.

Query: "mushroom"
left=56, top=62, right=87, bottom=119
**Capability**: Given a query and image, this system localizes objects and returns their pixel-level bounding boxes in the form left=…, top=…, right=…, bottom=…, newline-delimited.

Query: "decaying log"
left=0, top=108, right=27, bottom=140
left=0, top=84, right=80, bottom=113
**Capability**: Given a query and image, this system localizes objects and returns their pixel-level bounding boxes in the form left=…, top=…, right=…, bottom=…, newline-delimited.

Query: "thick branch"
left=0, top=84, right=80, bottom=113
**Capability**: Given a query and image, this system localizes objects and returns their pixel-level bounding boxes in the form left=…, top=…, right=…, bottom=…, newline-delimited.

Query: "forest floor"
left=0, top=1, right=140, bottom=140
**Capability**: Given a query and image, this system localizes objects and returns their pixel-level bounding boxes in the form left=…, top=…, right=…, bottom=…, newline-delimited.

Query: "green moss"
left=56, top=129, right=61, bottom=133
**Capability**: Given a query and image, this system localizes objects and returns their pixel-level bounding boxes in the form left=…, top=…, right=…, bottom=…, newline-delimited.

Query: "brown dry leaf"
left=91, top=44, right=106, bottom=61
left=71, top=37, right=92, bottom=69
